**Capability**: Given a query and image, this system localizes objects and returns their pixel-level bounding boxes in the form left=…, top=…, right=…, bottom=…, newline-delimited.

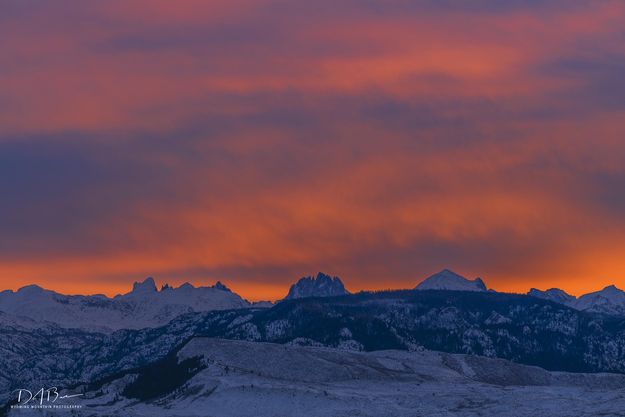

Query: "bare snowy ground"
left=11, top=338, right=625, bottom=417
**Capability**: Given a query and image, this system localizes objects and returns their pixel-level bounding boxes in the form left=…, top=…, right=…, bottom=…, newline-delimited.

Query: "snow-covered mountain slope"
left=528, top=288, right=577, bottom=305
left=415, top=269, right=487, bottom=292
left=284, top=272, right=349, bottom=299
left=573, top=285, right=625, bottom=315
left=7, top=289, right=625, bottom=411
left=0, top=278, right=255, bottom=331
left=34, top=338, right=625, bottom=417
left=528, top=285, right=625, bottom=316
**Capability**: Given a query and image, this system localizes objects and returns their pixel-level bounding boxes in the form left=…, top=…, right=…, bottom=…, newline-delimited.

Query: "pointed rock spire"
left=131, top=277, right=157, bottom=293
left=213, top=281, right=231, bottom=292
left=284, top=272, right=349, bottom=300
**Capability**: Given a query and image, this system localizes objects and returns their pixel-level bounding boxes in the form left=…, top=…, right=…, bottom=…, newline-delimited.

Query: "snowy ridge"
left=527, top=285, right=625, bottom=316
left=528, top=288, right=577, bottom=305
left=0, top=278, right=257, bottom=331
left=573, top=285, right=625, bottom=315
left=4, top=268, right=625, bottom=336
left=415, top=269, right=487, bottom=292
left=413, top=270, right=625, bottom=317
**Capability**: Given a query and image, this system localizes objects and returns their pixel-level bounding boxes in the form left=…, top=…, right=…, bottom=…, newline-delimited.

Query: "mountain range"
left=5, top=270, right=625, bottom=415
left=0, top=271, right=349, bottom=332
left=529, top=285, right=625, bottom=316
left=5, top=285, right=625, bottom=412
left=3, top=269, right=625, bottom=333
left=0, top=278, right=253, bottom=331
left=416, top=269, right=625, bottom=317
left=284, top=272, right=350, bottom=299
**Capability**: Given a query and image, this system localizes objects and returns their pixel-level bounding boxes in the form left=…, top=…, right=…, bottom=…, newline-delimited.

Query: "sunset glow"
left=2, top=1, right=625, bottom=300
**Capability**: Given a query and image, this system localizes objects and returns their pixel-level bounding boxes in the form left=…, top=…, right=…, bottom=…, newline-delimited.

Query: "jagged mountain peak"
left=600, top=284, right=623, bottom=293
left=284, top=272, right=349, bottom=300
left=213, top=281, right=231, bottom=292
left=178, top=282, right=195, bottom=290
left=131, top=277, right=157, bottom=293
left=415, top=269, right=487, bottom=292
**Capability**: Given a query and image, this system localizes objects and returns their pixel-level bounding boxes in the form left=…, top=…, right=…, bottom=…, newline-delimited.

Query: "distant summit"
left=415, top=269, right=487, bottom=292
left=131, top=277, right=157, bottom=293
left=574, top=285, right=625, bottom=316
left=527, top=285, right=625, bottom=315
left=0, top=277, right=257, bottom=331
left=284, top=272, right=349, bottom=300
left=528, top=288, right=576, bottom=305
left=213, top=281, right=231, bottom=292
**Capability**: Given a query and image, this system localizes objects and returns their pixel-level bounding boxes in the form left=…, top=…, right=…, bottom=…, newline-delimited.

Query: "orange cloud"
left=1, top=1, right=625, bottom=300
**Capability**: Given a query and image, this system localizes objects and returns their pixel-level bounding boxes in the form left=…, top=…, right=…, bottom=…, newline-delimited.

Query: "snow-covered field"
left=14, top=338, right=625, bottom=417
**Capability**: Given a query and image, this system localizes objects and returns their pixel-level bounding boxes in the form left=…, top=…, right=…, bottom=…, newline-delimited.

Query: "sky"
left=1, top=0, right=625, bottom=300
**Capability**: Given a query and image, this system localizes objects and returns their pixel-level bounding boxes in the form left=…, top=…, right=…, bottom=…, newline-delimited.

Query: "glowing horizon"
left=3, top=268, right=623, bottom=302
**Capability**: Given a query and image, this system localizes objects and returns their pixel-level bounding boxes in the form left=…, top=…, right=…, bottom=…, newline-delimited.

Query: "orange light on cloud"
left=1, top=1, right=625, bottom=300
